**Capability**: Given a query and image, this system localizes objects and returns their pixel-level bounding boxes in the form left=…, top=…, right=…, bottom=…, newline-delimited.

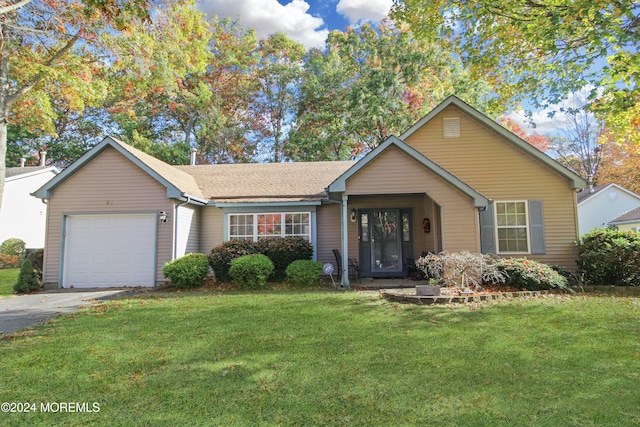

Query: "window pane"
left=402, top=213, right=410, bottom=242
left=230, top=212, right=310, bottom=242
left=258, top=214, right=281, bottom=236
left=497, top=227, right=528, bottom=253
left=496, top=201, right=529, bottom=253
left=284, top=213, right=310, bottom=239
left=360, top=213, right=369, bottom=242
left=229, top=214, right=254, bottom=239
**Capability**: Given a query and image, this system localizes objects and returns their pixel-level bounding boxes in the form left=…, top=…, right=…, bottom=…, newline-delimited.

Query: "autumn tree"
left=101, top=1, right=211, bottom=162
left=251, top=32, right=305, bottom=162
left=393, top=1, right=640, bottom=144
left=0, top=0, right=153, bottom=211
left=499, top=117, right=550, bottom=152
left=170, top=17, right=259, bottom=164
left=596, top=138, right=640, bottom=194
left=288, top=21, right=490, bottom=160
left=549, top=108, right=604, bottom=182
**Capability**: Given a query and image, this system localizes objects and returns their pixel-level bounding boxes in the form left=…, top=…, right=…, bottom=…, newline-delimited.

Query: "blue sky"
left=197, top=0, right=393, bottom=50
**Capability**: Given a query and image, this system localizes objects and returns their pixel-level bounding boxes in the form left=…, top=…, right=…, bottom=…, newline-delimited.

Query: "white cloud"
left=336, top=0, right=392, bottom=24
left=198, top=0, right=329, bottom=50
left=508, top=87, right=597, bottom=134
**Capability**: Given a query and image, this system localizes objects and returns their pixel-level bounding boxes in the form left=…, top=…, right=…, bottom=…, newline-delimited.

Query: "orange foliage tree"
left=596, top=139, right=640, bottom=194
left=498, top=117, right=550, bottom=152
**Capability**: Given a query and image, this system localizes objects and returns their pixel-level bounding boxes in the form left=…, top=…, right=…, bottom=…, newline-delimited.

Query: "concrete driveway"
left=0, top=289, right=128, bottom=336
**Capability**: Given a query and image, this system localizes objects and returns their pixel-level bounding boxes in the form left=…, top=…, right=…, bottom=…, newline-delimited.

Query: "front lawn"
left=1, top=291, right=638, bottom=426
left=0, top=268, right=19, bottom=296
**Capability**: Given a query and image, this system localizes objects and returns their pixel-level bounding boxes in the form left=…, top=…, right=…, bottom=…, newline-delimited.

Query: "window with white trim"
left=495, top=201, right=529, bottom=253
left=229, top=213, right=310, bottom=241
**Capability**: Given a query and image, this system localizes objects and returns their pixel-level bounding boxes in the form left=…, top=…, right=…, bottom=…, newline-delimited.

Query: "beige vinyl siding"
left=175, top=204, right=200, bottom=257
left=43, top=147, right=174, bottom=286
left=316, top=204, right=342, bottom=265
left=617, top=223, right=640, bottom=232
left=345, top=146, right=479, bottom=253
left=405, top=105, right=580, bottom=268
left=200, top=207, right=224, bottom=253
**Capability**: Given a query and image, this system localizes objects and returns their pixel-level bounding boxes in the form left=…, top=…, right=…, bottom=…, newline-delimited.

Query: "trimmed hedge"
left=209, top=237, right=313, bottom=282
left=163, top=253, right=210, bottom=289
left=286, top=260, right=324, bottom=287
left=229, top=254, right=274, bottom=289
left=576, top=228, right=640, bottom=286
left=496, top=258, right=569, bottom=291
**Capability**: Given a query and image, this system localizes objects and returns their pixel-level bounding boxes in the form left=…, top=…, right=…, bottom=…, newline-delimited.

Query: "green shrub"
left=209, top=237, right=313, bottom=282
left=576, top=228, right=640, bottom=286
left=209, top=240, right=259, bottom=282
left=259, top=237, right=313, bottom=280
left=13, top=259, right=40, bottom=294
left=1, top=238, right=26, bottom=258
left=229, top=254, right=274, bottom=289
left=163, top=253, right=210, bottom=289
left=25, top=249, right=44, bottom=279
left=496, top=258, right=569, bottom=291
left=286, top=260, right=324, bottom=287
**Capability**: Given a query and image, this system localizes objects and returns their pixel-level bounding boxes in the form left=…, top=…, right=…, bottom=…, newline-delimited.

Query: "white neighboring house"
left=577, top=183, right=640, bottom=235
left=1, top=164, right=59, bottom=248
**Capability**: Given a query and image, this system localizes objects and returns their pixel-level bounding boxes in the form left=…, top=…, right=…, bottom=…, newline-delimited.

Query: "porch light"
left=350, top=209, right=357, bottom=222
left=159, top=211, right=168, bottom=223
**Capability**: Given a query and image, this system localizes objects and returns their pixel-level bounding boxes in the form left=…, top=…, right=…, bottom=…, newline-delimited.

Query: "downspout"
left=173, top=196, right=191, bottom=259
left=341, top=194, right=350, bottom=287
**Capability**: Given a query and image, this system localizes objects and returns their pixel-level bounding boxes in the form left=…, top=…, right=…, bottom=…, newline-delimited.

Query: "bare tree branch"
left=6, top=29, right=82, bottom=108
left=0, top=0, right=32, bottom=16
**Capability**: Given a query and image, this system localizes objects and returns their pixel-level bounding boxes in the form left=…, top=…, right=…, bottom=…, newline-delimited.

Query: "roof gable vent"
left=443, top=117, right=460, bottom=138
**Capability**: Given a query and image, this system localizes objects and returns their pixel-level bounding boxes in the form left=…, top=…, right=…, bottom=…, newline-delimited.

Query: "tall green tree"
left=0, top=0, right=152, bottom=210
left=288, top=21, right=490, bottom=160
left=251, top=32, right=305, bottom=162
left=392, top=0, right=640, bottom=144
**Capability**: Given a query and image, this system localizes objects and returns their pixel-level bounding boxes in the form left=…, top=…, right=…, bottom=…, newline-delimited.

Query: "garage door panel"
left=63, top=214, right=156, bottom=288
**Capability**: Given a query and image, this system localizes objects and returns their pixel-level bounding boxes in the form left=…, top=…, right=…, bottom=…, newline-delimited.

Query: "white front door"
left=63, top=214, right=156, bottom=288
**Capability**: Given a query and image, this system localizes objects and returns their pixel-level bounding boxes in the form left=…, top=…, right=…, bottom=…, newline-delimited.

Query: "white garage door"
left=63, top=214, right=156, bottom=288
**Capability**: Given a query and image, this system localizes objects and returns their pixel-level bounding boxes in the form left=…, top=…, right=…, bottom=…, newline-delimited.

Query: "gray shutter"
left=528, top=200, right=546, bottom=254
left=479, top=203, right=495, bottom=254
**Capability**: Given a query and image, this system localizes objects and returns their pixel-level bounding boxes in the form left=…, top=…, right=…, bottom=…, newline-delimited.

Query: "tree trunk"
left=0, top=118, right=6, bottom=213
left=0, top=18, right=13, bottom=214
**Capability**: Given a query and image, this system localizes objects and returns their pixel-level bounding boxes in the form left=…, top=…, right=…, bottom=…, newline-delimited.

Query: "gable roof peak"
left=400, top=95, right=587, bottom=190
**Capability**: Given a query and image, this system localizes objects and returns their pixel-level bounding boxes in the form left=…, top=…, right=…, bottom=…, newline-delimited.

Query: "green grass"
left=0, top=268, right=19, bottom=296
left=1, top=291, right=639, bottom=426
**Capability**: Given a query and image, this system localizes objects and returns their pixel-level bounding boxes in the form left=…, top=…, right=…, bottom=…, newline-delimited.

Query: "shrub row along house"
left=34, top=96, right=587, bottom=289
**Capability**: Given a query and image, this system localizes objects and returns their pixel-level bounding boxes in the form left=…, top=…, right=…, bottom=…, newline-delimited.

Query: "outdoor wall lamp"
left=159, top=211, right=168, bottom=223
left=350, top=209, right=357, bottom=222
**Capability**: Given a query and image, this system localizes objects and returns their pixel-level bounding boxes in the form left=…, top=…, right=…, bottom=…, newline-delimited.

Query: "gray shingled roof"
left=174, top=161, right=355, bottom=203
left=5, top=166, right=53, bottom=178
left=576, top=185, right=607, bottom=203
left=609, top=206, right=640, bottom=224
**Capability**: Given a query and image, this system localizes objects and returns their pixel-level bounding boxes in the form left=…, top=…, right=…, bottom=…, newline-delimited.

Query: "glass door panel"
left=371, top=210, right=401, bottom=273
